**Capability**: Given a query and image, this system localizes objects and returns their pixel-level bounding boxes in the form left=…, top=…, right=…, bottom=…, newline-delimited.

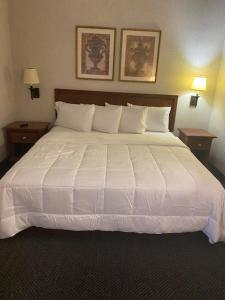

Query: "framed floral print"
left=119, top=29, right=161, bottom=83
left=76, top=26, right=116, bottom=80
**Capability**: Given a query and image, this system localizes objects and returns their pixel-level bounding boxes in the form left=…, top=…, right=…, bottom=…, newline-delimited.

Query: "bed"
left=0, top=89, right=224, bottom=243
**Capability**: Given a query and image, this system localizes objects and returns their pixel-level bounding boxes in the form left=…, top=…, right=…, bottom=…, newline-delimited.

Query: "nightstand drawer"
left=187, top=138, right=210, bottom=150
left=10, top=132, right=39, bottom=144
left=178, top=128, right=216, bottom=165
left=5, top=121, right=49, bottom=161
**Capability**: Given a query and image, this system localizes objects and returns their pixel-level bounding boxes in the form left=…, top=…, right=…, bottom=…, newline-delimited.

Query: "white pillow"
left=128, top=103, right=171, bottom=132
left=55, top=101, right=95, bottom=132
left=92, top=105, right=122, bottom=133
left=106, top=103, right=147, bottom=133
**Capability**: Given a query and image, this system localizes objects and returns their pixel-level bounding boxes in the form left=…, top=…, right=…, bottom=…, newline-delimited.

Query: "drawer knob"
left=22, top=136, right=27, bottom=140
left=198, top=143, right=202, bottom=147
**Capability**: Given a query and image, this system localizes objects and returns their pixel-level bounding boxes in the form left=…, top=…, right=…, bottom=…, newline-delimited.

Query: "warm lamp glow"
left=189, top=76, right=207, bottom=107
left=191, top=76, right=207, bottom=91
left=23, top=68, right=40, bottom=85
left=23, top=67, right=40, bottom=100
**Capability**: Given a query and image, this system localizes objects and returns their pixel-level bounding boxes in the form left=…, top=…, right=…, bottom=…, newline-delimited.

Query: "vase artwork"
left=125, top=36, right=155, bottom=78
left=82, top=33, right=109, bottom=75
left=76, top=26, right=116, bottom=80
left=120, top=29, right=161, bottom=82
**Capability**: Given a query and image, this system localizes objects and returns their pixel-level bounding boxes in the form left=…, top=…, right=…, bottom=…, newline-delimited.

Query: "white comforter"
left=0, top=126, right=224, bottom=243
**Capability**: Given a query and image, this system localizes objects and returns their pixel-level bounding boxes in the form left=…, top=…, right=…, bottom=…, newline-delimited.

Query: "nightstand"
left=178, top=128, right=216, bottom=165
left=5, top=121, right=49, bottom=161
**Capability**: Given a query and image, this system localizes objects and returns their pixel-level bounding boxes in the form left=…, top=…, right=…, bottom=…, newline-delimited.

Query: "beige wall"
left=0, top=0, right=16, bottom=161
left=209, top=42, right=225, bottom=175
left=8, top=0, right=225, bottom=133
left=4, top=0, right=225, bottom=171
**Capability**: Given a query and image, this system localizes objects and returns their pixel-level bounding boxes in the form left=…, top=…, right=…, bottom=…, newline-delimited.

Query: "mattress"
left=0, top=126, right=224, bottom=243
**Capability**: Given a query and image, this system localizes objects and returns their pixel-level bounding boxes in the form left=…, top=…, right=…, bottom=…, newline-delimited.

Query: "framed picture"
left=76, top=26, right=116, bottom=80
left=119, top=29, right=161, bottom=83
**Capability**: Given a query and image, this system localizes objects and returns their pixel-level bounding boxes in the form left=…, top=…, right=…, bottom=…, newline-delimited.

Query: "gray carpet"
left=0, top=228, right=225, bottom=300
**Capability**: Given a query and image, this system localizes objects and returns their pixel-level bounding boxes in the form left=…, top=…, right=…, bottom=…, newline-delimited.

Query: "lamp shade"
left=191, top=76, right=207, bottom=91
left=23, top=68, right=40, bottom=85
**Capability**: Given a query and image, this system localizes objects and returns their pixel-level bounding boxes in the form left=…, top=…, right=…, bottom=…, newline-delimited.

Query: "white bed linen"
left=0, top=126, right=224, bottom=243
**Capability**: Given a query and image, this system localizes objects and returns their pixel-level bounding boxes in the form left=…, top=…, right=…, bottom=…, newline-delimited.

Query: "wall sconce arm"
left=190, top=93, right=199, bottom=107
left=29, top=86, right=40, bottom=100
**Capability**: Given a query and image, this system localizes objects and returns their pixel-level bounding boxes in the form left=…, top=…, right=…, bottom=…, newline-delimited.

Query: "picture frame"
left=76, top=26, right=116, bottom=80
left=119, top=29, right=161, bottom=83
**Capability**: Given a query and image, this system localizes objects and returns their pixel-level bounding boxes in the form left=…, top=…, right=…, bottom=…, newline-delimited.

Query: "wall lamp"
left=190, top=76, right=207, bottom=107
left=23, top=68, right=40, bottom=100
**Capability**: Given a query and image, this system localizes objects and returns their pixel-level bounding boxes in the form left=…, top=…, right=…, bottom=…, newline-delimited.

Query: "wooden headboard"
left=55, top=89, right=178, bottom=131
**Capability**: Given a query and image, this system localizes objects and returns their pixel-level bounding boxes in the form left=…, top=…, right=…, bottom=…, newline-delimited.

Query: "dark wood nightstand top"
left=5, top=121, right=49, bottom=132
left=178, top=128, right=216, bottom=138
